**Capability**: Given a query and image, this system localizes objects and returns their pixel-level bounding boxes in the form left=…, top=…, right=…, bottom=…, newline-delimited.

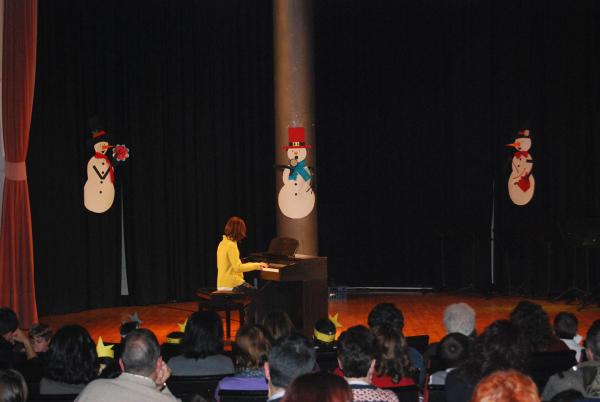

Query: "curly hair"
left=282, top=372, right=352, bottom=402
left=233, top=325, right=271, bottom=370
left=510, top=301, right=556, bottom=352
left=461, top=320, right=529, bottom=381
left=471, top=369, right=540, bottom=402
left=180, top=311, right=224, bottom=359
left=372, top=324, right=418, bottom=383
left=43, top=325, right=98, bottom=385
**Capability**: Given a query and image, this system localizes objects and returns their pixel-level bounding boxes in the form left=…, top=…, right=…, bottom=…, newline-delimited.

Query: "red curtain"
left=0, top=0, right=38, bottom=327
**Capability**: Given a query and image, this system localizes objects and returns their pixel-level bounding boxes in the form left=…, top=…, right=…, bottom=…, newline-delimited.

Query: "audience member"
left=510, top=301, right=568, bottom=353
left=264, top=334, right=316, bottom=402
left=281, top=372, right=352, bottom=402
left=337, top=325, right=398, bottom=402
left=168, top=311, right=234, bottom=376
left=216, top=324, right=271, bottom=396
left=40, top=324, right=98, bottom=395
left=445, top=320, right=529, bottom=402
left=429, top=332, right=471, bottom=385
left=29, top=324, right=52, bottom=354
left=549, top=389, right=585, bottom=402
left=0, top=369, right=28, bottom=402
left=367, top=303, right=425, bottom=384
left=471, top=369, right=540, bottom=402
left=76, top=328, right=177, bottom=401
left=371, top=324, right=417, bottom=387
left=443, top=303, right=476, bottom=337
left=554, top=312, right=583, bottom=362
left=542, top=319, right=600, bottom=400
left=313, top=318, right=337, bottom=353
left=0, top=308, right=36, bottom=367
left=262, top=312, right=296, bottom=343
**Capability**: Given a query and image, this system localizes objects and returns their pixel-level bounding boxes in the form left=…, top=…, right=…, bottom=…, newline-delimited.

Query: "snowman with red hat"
left=278, top=127, right=315, bottom=219
left=506, top=128, right=535, bottom=206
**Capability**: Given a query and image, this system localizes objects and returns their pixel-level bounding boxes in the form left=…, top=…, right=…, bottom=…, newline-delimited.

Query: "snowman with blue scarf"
left=278, top=127, right=315, bottom=219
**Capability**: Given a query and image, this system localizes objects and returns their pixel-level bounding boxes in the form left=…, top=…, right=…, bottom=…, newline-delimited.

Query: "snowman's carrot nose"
left=102, top=145, right=115, bottom=150
left=506, top=142, right=520, bottom=148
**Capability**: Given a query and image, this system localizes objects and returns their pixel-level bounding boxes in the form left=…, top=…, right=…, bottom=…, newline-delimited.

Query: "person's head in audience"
left=262, top=311, right=295, bottom=342
left=439, top=332, right=470, bottom=368
left=372, top=324, right=417, bottom=383
left=510, top=300, right=556, bottom=352
left=462, top=320, right=528, bottom=381
left=554, top=312, right=578, bottom=340
left=29, top=323, right=52, bottom=353
left=0, top=309, right=18, bottom=344
left=44, top=324, right=98, bottom=385
left=119, top=328, right=165, bottom=381
left=0, top=369, right=28, bottom=402
left=180, top=311, right=225, bottom=359
left=234, top=324, right=271, bottom=372
left=313, top=318, right=337, bottom=349
left=368, top=303, right=404, bottom=333
left=443, top=303, right=476, bottom=337
left=337, top=325, right=377, bottom=381
left=471, top=369, right=540, bottom=402
left=264, top=334, right=316, bottom=398
left=281, top=372, right=352, bottom=402
left=584, top=319, right=600, bottom=361
left=549, top=389, right=584, bottom=402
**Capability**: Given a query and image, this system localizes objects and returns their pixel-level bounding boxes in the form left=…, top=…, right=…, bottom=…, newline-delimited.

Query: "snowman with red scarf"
left=278, top=127, right=315, bottom=219
left=84, top=127, right=130, bottom=213
left=506, top=128, right=535, bottom=206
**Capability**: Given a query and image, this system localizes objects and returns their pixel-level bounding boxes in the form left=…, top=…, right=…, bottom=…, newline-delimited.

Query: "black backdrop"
left=29, top=0, right=600, bottom=315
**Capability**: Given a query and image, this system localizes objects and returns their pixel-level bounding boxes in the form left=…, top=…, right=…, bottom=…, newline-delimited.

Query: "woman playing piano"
left=217, top=216, right=268, bottom=324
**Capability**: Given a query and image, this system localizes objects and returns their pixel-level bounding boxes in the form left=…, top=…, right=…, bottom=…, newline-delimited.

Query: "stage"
left=39, top=293, right=599, bottom=345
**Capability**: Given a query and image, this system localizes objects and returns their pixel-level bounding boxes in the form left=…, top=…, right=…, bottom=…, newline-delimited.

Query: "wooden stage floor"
left=41, top=293, right=600, bottom=345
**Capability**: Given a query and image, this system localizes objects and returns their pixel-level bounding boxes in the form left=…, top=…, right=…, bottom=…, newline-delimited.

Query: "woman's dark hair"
left=549, top=389, right=584, bottom=402
left=262, top=311, right=295, bottom=342
left=224, top=217, right=247, bottom=242
left=0, top=369, right=28, bottom=402
left=372, top=325, right=417, bottom=383
left=367, top=303, right=404, bottom=332
left=233, top=325, right=271, bottom=370
left=439, top=332, right=471, bottom=367
left=337, top=325, right=376, bottom=378
left=282, top=372, right=352, bottom=402
left=180, top=311, right=224, bottom=359
left=43, top=324, right=98, bottom=384
left=461, top=320, right=529, bottom=381
left=0, top=309, right=18, bottom=336
left=510, top=300, right=556, bottom=352
left=554, top=312, right=578, bottom=340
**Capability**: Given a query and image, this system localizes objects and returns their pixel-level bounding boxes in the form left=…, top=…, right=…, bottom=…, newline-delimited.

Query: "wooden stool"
left=196, top=288, right=250, bottom=339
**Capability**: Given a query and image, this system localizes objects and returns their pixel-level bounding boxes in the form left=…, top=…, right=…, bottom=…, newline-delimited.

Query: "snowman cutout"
left=84, top=129, right=130, bottom=213
left=278, top=127, right=315, bottom=219
left=506, top=129, right=535, bottom=206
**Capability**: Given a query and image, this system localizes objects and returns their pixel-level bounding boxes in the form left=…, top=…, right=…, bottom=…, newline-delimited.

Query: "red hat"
left=284, top=127, right=311, bottom=149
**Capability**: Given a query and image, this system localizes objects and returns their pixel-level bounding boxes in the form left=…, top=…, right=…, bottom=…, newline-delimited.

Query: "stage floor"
left=40, top=293, right=599, bottom=345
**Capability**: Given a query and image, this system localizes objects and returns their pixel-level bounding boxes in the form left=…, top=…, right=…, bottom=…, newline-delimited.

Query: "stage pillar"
left=273, top=0, right=318, bottom=255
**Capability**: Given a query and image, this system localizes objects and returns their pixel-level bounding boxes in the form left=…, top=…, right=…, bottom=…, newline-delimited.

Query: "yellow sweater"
left=216, top=236, right=261, bottom=288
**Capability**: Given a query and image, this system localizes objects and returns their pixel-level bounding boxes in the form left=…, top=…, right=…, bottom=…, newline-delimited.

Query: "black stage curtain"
left=314, top=1, right=600, bottom=293
left=29, top=1, right=600, bottom=315
left=29, top=0, right=275, bottom=315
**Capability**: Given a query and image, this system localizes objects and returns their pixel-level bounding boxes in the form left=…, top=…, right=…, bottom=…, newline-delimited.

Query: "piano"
left=245, top=237, right=328, bottom=337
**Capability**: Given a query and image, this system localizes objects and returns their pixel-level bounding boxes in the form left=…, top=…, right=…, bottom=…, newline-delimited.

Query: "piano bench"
left=196, top=288, right=251, bottom=340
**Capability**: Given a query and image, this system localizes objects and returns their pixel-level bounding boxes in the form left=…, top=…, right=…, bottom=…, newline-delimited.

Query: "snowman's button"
left=294, top=193, right=297, bottom=196
left=99, top=191, right=103, bottom=194
left=100, top=181, right=103, bottom=184
left=101, top=171, right=104, bottom=174
left=294, top=183, right=298, bottom=186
